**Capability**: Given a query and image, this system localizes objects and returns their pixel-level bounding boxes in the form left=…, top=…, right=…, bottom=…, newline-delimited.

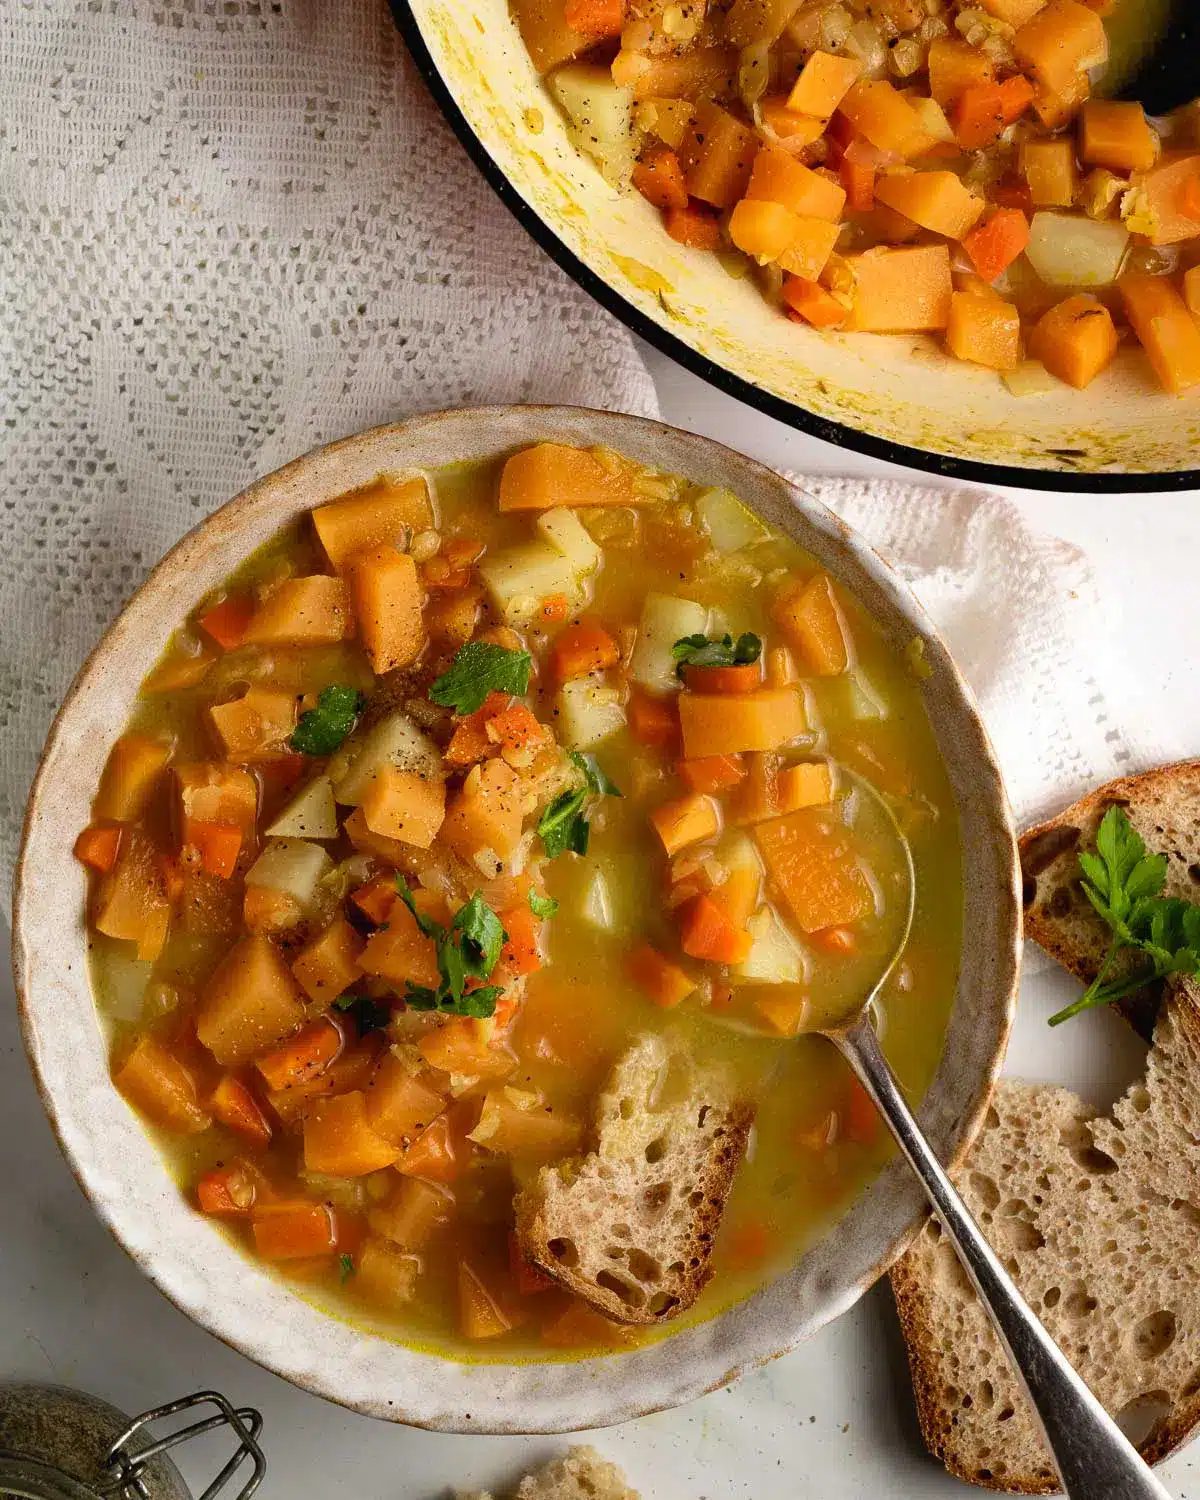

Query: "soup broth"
left=81, top=441, right=961, bottom=1359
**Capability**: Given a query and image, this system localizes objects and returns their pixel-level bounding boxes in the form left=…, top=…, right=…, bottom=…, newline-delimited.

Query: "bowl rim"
left=390, top=0, right=1200, bottom=496
left=12, top=405, right=1022, bottom=1432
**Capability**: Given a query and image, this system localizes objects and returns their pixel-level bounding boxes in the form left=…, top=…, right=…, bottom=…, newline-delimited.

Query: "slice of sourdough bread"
left=515, top=1032, right=754, bottom=1325
left=1020, top=760, right=1200, bottom=1038
left=890, top=977, right=1200, bottom=1493
left=459, top=1446, right=638, bottom=1500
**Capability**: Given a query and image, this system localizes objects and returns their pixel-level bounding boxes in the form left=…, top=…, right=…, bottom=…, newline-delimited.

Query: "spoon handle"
left=834, top=1013, right=1173, bottom=1500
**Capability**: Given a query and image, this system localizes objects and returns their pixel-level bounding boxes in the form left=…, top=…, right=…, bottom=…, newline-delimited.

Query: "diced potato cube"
left=629, top=592, right=710, bottom=694
left=556, top=674, right=626, bottom=748
left=536, top=507, right=602, bottom=575
left=244, top=838, right=333, bottom=908
left=332, top=711, right=443, bottom=806
left=548, top=64, right=640, bottom=187
left=266, top=776, right=338, bottom=839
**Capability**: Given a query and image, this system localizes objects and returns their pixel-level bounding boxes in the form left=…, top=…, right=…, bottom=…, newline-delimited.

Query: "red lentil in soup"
left=80, top=440, right=961, bottom=1359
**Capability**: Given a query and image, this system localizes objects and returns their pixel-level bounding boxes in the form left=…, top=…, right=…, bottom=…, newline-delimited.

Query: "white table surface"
left=3, top=349, right=1199, bottom=1499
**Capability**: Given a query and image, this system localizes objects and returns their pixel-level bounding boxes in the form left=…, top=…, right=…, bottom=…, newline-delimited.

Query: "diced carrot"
left=776, top=761, right=836, bottom=813
left=1118, top=272, right=1200, bottom=393
left=842, top=244, right=954, bottom=333
left=444, top=690, right=510, bottom=767
left=678, top=687, right=806, bottom=759
left=510, top=1231, right=556, bottom=1294
left=628, top=689, right=679, bottom=750
left=632, top=144, right=689, bottom=212
left=550, top=619, right=619, bottom=684
left=961, top=208, right=1031, bottom=282
left=361, top=765, right=446, bottom=849
left=814, top=925, right=857, bottom=954
left=680, top=101, right=759, bottom=208
left=841, top=1076, right=881, bottom=1144
left=754, top=808, right=873, bottom=934
left=753, top=989, right=810, bottom=1037
left=1079, top=99, right=1158, bottom=174
left=487, top=702, right=549, bottom=762
left=350, top=547, right=425, bottom=674
left=182, top=818, right=243, bottom=879
left=783, top=276, right=849, bottom=329
left=198, top=595, right=255, bottom=651
left=709, top=864, right=760, bottom=930
left=787, top=51, right=862, bottom=118
left=304, top=1090, right=400, bottom=1176
left=625, top=943, right=697, bottom=1008
left=677, top=892, right=753, bottom=965
left=1013, top=0, right=1107, bottom=92
left=676, top=753, right=747, bottom=794
left=95, top=734, right=172, bottom=822
left=312, top=478, right=433, bottom=570
left=243, top=884, right=303, bottom=934
left=875, top=170, right=984, bottom=239
left=664, top=202, right=722, bottom=250
left=836, top=79, right=929, bottom=158
left=650, top=792, right=721, bottom=856
left=498, top=903, right=543, bottom=977
left=946, top=290, right=1022, bottom=371
left=564, top=0, right=623, bottom=34
left=252, top=1202, right=338, bottom=1260
left=197, top=1159, right=268, bottom=1217
left=74, top=824, right=122, bottom=873
left=682, top=662, right=762, bottom=695
left=927, top=38, right=995, bottom=107
left=774, top=573, right=850, bottom=675
left=210, top=1073, right=273, bottom=1148
left=498, top=443, right=640, bottom=511
left=1181, top=177, right=1200, bottom=225
left=539, top=592, right=571, bottom=624
left=840, top=137, right=884, bottom=210
left=350, top=876, right=396, bottom=928
left=256, top=1016, right=343, bottom=1092
left=458, top=1258, right=513, bottom=1340
left=397, top=1104, right=477, bottom=1184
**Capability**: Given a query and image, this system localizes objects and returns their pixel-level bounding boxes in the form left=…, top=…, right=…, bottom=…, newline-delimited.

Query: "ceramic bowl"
left=13, top=406, right=1020, bottom=1432
left=392, top=1, right=1200, bottom=492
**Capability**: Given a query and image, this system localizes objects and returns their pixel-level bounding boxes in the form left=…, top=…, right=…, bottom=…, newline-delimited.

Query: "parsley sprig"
left=1049, top=806, right=1200, bottom=1026
left=428, top=641, right=532, bottom=716
left=334, top=992, right=391, bottom=1034
left=395, top=878, right=508, bottom=1018
left=536, top=751, right=623, bottom=860
left=672, top=631, right=762, bottom=677
left=290, top=684, right=366, bottom=756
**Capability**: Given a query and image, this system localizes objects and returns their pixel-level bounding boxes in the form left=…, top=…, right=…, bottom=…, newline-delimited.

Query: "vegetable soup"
left=79, top=440, right=961, bottom=1359
left=512, top=0, right=1200, bottom=395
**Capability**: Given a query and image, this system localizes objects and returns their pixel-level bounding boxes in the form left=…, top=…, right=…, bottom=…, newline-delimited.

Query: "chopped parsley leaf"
left=428, top=641, right=532, bottom=716
left=290, top=684, right=366, bottom=756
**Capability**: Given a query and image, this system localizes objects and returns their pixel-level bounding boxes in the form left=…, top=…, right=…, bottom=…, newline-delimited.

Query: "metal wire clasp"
left=99, top=1391, right=265, bottom=1500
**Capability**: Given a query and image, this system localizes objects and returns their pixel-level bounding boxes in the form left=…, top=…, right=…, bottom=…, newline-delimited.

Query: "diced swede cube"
left=556, top=675, right=626, bottom=748
left=735, top=906, right=809, bottom=985
left=266, top=776, right=338, bottom=839
left=1026, top=212, right=1129, bottom=288
left=548, top=64, right=640, bottom=188
left=580, top=867, right=616, bottom=930
left=536, top=508, right=602, bottom=576
left=478, top=541, right=583, bottom=626
left=696, top=488, right=767, bottom=553
left=245, top=839, right=333, bottom=909
left=629, top=593, right=710, bottom=694
left=332, top=712, right=443, bottom=807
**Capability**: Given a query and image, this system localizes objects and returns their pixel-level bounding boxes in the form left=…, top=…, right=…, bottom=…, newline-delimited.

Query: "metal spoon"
left=817, top=775, right=1173, bottom=1500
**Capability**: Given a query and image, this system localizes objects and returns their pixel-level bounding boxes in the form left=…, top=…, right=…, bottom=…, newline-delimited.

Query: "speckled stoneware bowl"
left=14, top=406, right=1020, bottom=1432
left=393, top=2, right=1200, bottom=492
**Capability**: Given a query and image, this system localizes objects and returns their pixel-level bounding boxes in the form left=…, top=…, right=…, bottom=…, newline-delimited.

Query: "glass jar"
left=0, top=1384, right=264, bottom=1500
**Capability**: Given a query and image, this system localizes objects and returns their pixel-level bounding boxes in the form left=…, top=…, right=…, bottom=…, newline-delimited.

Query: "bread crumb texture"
left=891, top=978, right=1200, bottom=1492
left=516, top=1032, right=754, bottom=1324
left=458, top=1445, right=639, bottom=1500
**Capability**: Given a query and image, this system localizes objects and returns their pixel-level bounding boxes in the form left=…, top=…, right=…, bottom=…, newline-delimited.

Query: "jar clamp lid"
left=0, top=1385, right=265, bottom=1500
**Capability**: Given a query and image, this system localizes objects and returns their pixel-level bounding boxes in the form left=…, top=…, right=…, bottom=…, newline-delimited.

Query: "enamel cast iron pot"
left=13, top=407, right=1020, bottom=1432
left=392, top=2, right=1200, bottom=491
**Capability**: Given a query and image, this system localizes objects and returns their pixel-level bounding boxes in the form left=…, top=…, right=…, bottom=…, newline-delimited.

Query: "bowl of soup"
left=14, top=406, right=1019, bottom=1430
left=392, top=0, right=1200, bottom=488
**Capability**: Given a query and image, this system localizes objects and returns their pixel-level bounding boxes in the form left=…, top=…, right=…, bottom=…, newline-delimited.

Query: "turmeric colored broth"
left=83, top=442, right=960, bottom=1360
left=514, top=0, right=1200, bottom=396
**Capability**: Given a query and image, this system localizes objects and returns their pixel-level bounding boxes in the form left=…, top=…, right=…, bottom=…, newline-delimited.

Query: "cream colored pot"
left=14, top=407, right=1020, bottom=1432
left=394, top=2, right=1200, bottom=489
